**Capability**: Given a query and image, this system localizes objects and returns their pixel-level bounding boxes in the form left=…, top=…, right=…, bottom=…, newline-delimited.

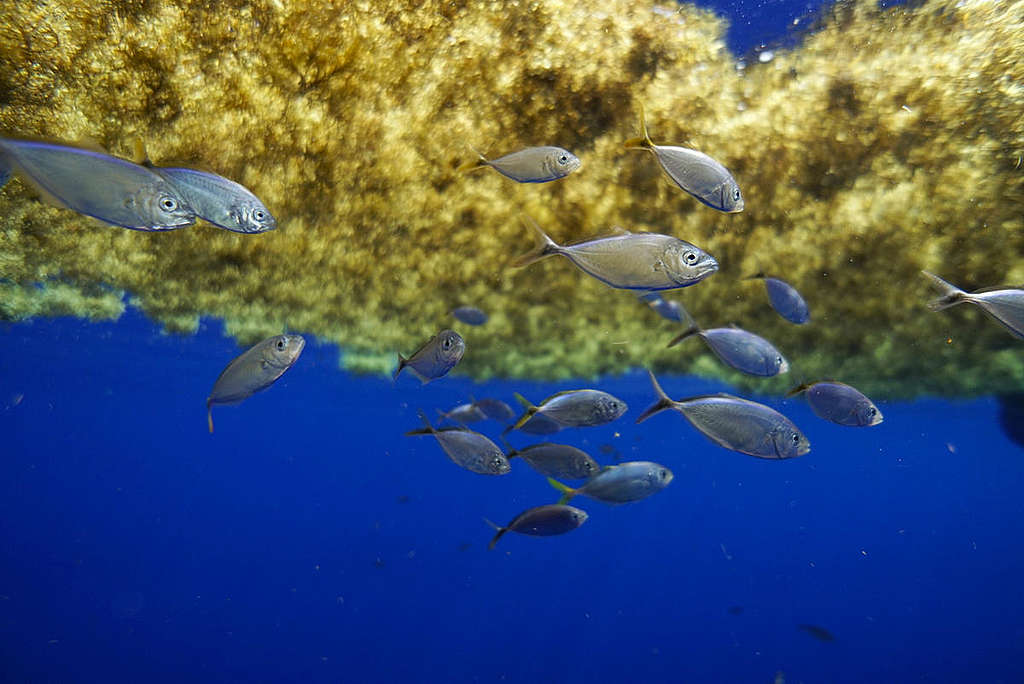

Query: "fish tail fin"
left=623, top=102, right=654, bottom=150
left=511, top=215, right=562, bottom=268
left=635, top=369, right=675, bottom=424
left=921, top=270, right=968, bottom=311
left=666, top=324, right=701, bottom=348
left=509, top=392, right=539, bottom=430
left=498, top=434, right=518, bottom=458
left=457, top=145, right=489, bottom=173
left=785, top=383, right=811, bottom=399
left=484, top=519, right=507, bottom=550
left=206, top=399, right=214, bottom=434
left=546, top=477, right=577, bottom=505
left=393, top=353, right=407, bottom=381
left=132, top=137, right=153, bottom=166
left=405, top=410, right=436, bottom=436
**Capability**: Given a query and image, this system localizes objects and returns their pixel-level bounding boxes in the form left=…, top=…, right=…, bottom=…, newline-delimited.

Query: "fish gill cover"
left=0, top=0, right=1020, bottom=398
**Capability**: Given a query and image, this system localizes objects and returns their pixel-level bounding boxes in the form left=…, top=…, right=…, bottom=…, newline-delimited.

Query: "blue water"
left=3, top=309, right=1024, bottom=683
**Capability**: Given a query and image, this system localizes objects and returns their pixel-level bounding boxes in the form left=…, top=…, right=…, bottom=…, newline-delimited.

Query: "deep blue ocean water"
left=4, top=1, right=1024, bottom=683
left=3, top=308, right=1024, bottom=684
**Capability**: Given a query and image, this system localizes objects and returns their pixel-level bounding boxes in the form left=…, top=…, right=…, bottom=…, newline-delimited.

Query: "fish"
left=484, top=505, right=588, bottom=550
left=746, top=273, right=809, bottom=324
left=0, top=137, right=196, bottom=230
left=473, top=398, right=516, bottom=422
left=797, top=624, right=835, bottom=642
left=394, top=329, right=465, bottom=383
left=641, top=293, right=689, bottom=323
left=206, top=334, right=306, bottom=433
left=786, top=381, right=882, bottom=427
left=405, top=411, right=511, bottom=475
left=450, top=306, right=488, bottom=326
left=922, top=271, right=1024, bottom=339
left=508, top=389, right=628, bottom=432
left=512, top=217, right=718, bottom=292
left=997, top=393, right=1024, bottom=450
left=135, top=139, right=276, bottom=234
left=668, top=324, right=788, bottom=377
left=436, top=401, right=486, bottom=424
left=546, top=461, right=673, bottom=505
left=623, top=105, right=743, bottom=213
left=458, top=145, right=580, bottom=183
left=504, top=442, right=600, bottom=480
left=516, top=411, right=564, bottom=435
left=636, top=370, right=810, bottom=459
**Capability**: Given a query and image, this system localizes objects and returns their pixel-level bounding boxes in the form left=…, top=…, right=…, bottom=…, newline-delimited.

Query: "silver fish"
left=637, top=370, right=810, bottom=459
left=460, top=146, right=580, bottom=183
left=206, top=334, right=305, bottom=433
left=0, top=138, right=195, bottom=230
left=547, top=461, right=674, bottom=505
left=508, top=390, right=627, bottom=432
left=787, top=381, right=882, bottom=427
left=151, top=168, right=275, bottom=234
left=451, top=306, right=488, bottom=326
left=437, top=401, right=486, bottom=425
left=505, top=442, right=600, bottom=480
left=484, top=505, right=588, bottom=550
left=747, top=273, right=809, bottom=324
left=473, top=398, right=516, bottom=422
left=922, top=271, right=1024, bottom=339
left=623, top=106, right=743, bottom=213
left=394, top=329, right=465, bottom=383
left=406, top=412, right=511, bottom=476
left=668, top=325, right=788, bottom=377
left=513, top=217, right=718, bottom=292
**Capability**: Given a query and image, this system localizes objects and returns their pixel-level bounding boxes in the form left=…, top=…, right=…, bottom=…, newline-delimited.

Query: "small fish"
left=922, top=271, right=1024, bottom=339
left=505, top=442, right=600, bottom=480
left=508, top=390, right=627, bottom=432
left=746, top=273, right=809, bottom=324
left=437, top=401, right=486, bottom=425
left=484, top=505, right=588, bottom=550
left=135, top=139, right=275, bottom=234
left=517, top=411, right=564, bottom=435
left=451, top=306, right=488, bottom=326
left=459, top=146, right=581, bottom=183
left=641, top=293, right=689, bottom=323
left=0, top=137, right=196, bottom=230
left=473, top=398, right=516, bottom=422
left=787, top=381, right=882, bottom=427
left=513, top=217, right=718, bottom=292
left=207, top=334, right=306, bottom=433
left=547, top=461, right=673, bottom=505
left=636, top=370, right=810, bottom=459
left=623, top=105, right=743, bottom=213
left=405, top=412, right=510, bottom=475
left=797, top=624, right=835, bottom=642
left=394, top=329, right=465, bottom=383
left=668, top=324, right=788, bottom=377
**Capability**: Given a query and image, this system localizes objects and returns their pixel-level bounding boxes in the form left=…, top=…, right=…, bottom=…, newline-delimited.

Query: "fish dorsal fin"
left=132, top=137, right=152, bottom=166
left=784, top=383, right=811, bottom=398
left=743, top=272, right=767, bottom=281
left=543, top=389, right=583, bottom=402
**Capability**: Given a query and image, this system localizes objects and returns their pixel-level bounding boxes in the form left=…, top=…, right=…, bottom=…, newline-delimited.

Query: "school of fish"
left=4, top=102, right=1020, bottom=550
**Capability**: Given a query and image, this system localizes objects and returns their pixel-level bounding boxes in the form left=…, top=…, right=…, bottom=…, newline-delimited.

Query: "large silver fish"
left=508, top=389, right=627, bottom=432
left=637, top=370, right=810, bottom=459
left=206, top=334, right=306, bottom=433
left=394, top=329, right=465, bottom=383
left=406, top=412, right=511, bottom=476
left=746, top=273, right=809, bottom=324
left=0, top=138, right=196, bottom=230
left=623, top=106, right=743, bottom=213
left=459, top=146, right=580, bottom=183
left=668, top=325, right=788, bottom=377
left=787, top=381, right=882, bottom=427
left=546, top=461, right=674, bottom=505
left=922, top=271, right=1024, bottom=339
left=513, top=217, right=718, bottom=293
left=484, top=505, right=588, bottom=550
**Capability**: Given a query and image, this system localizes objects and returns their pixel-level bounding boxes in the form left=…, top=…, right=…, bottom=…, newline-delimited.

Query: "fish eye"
left=732, top=188, right=741, bottom=201
left=776, top=356, right=783, bottom=364
left=684, top=251, right=698, bottom=265
left=558, top=154, right=569, bottom=164
left=160, top=196, right=178, bottom=212
left=442, top=337, right=452, bottom=350
left=253, top=209, right=265, bottom=221
left=276, top=339, right=286, bottom=350
left=791, top=433, right=800, bottom=444
left=868, top=407, right=877, bottom=416
left=659, top=469, right=668, bottom=480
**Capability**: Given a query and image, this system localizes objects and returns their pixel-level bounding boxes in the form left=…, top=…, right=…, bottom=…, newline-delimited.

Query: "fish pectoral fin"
left=207, top=400, right=214, bottom=434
